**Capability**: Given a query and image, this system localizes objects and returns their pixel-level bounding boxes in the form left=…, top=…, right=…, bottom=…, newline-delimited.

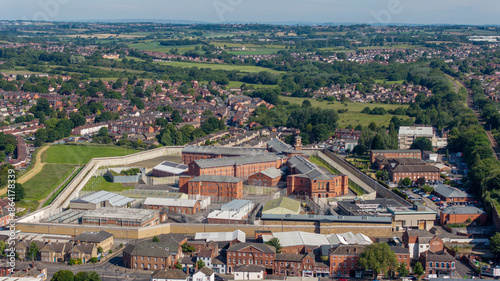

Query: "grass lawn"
left=83, top=176, right=134, bottom=193
left=156, top=61, right=284, bottom=74
left=374, top=79, right=405, bottom=85
left=280, top=96, right=410, bottom=128
left=43, top=167, right=83, bottom=207
left=23, top=164, right=76, bottom=201
left=42, top=145, right=139, bottom=165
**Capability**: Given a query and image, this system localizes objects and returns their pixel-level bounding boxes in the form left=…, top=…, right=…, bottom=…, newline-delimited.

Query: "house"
left=439, top=206, right=487, bottom=225
left=402, top=230, right=443, bottom=259
left=390, top=246, right=411, bottom=275
left=72, top=231, right=114, bottom=252
left=151, top=268, right=188, bottom=281
left=233, top=265, right=266, bottom=280
left=40, top=242, right=72, bottom=263
left=226, top=243, right=276, bottom=274
left=329, top=245, right=366, bottom=278
left=69, top=243, right=97, bottom=263
left=262, top=197, right=301, bottom=215
left=421, top=250, right=457, bottom=278
left=192, top=267, right=215, bottom=281
left=273, top=252, right=317, bottom=276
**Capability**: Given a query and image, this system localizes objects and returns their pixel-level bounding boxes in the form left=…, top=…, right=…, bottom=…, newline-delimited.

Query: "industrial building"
left=81, top=207, right=160, bottom=227
left=69, top=190, right=135, bottom=210
left=143, top=197, right=201, bottom=214
left=207, top=200, right=254, bottom=224
left=262, top=197, right=301, bottom=215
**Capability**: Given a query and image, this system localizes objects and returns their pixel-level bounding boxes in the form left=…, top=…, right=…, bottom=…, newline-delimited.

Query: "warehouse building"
left=207, top=200, right=254, bottom=224
left=433, top=184, right=475, bottom=203
left=143, top=197, right=201, bottom=214
left=262, top=197, right=301, bottom=215
left=70, top=191, right=135, bottom=210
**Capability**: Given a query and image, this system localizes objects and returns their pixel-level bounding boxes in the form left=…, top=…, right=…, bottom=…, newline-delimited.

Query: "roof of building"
left=123, top=235, right=184, bottom=257
left=151, top=269, right=187, bottom=280
left=390, top=246, right=410, bottom=254
left=406, top=229, right=433, bottom=238
left=399, top=126, right=434, bottom=136
left=267, top=138, right=293, bottom=154
left=266, top=231, right=330, bottom=248
left=261, top=214, right=392, bottom=224
left=227, top=242, right=276, bottom=254
left=197, top=267, right=215, bottom=276
left=255, top=167, right=283, bottom=179
left=329, top=245, right=367, bottom=255
left=82, top=207, right=158, bottom=221
left=262, top=197, right=301, bottom=214
left=275, top=253, right=306, bottom=262
left=183, top=145, right=266, bottom=156
left=194, top=230, right=246, bottom=243
left=70, top=190, right=135, bottom=207
left=287, top=155, right=337, bottom=180
left=189, top=175, right=243, bottom=184
left=144, top=197, right=199, bottom=208
left=425, top=250, right=455, bottom=262
left=153, top=161, right=188, bottom=174
left=73, top=231, right=113, bottom=243
left=234, top=265, right=266, bottom=273
left=392, top=165, right=440, bottom=173
left=221, top=200, right=253, bottom=211
left=433, top=184, right=473, bottom=199
left=440, top=205, right=485, bottom=215
left=194, top=154, right=282, bottom=169
left=371, top=149, right=421, bottom=154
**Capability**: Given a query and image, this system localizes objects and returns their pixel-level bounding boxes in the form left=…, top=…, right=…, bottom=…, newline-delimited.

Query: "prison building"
left=182, top=145, right=267, bottom=164
left=143, top=197, right=201, bottom=214
left=370, top=149, right=422, bottom=164
left=179, top=175, right=244, bottom=200
left=69, top=190, right=135, bottom=210
left=81, top=207, right=160, bottom=227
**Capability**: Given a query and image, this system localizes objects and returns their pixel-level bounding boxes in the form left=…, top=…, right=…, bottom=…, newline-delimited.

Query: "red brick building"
left=179, top=175, right=244, bottom=200
left=187, top=155, right=287, bottom=180
left=286, top=156, right=349, bottom=199
left=226, top=243, right=276, bottom=274
left=329, top=245, right=366, bottom=278
left=370, top=150, right=422, bottom=164
left=387, top=165, right=440, bottom=183
left=432, top=184, right=475, bottom=203
left=273, top=253, right=328, bottom=277
left=182, top=146, right=267, bottom=164
left=247, top=168, right=283, bottom=187
left=390, top=246, right=411, bottom=275
left=439, top=206, right=487, bottom=225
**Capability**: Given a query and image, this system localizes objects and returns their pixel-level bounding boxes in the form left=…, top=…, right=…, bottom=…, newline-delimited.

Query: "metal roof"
left=221, top=200, right=253, bottom=211
left=265, top=231, right=330, bottom=248
left=256, top=167, right=283, bottom=179
left=144, top=197, right=199, bottom=208
left=71, top=190, right=134, bottom=207
left=262, top=197, right=301, bottom=214
left=433, top=184, right=473, bottom=198
left=440, top=205, right=485, bottom=215
left=267, top=138, right=292, bottom=153
left=82, top=207, right=158, bottom=221
left=194, top=229, right=246, bottom=242
left=153, top=161, right=188, bottom=174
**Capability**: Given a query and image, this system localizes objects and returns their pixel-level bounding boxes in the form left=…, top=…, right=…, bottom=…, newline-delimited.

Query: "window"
left=429, top=262, right=433, bottom=268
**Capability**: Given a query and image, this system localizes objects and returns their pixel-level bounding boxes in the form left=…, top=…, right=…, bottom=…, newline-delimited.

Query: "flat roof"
left=82, top=207, right=158, bottom=221
left=153, top=161, right=188, bottom=174
left=144, top=197, right=199, bottom=208
left=221, top=200, right=253, bottom=211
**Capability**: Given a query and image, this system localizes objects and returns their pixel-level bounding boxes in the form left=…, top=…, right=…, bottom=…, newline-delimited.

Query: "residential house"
left=233, top=265, right=266, bottom=280
left=151, top=268, right=188, bottom=281
left=226, top=243, right=276, bottom=274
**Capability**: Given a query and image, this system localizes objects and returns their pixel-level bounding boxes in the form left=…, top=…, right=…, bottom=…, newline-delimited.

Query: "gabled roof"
left=151, top=269, right=187, bottom=280
left=329, top=245, right=367, bottom=255
left=255, top=167, right=283, bottom=179
left=234, top=265, right=266, bottom=273
left=262, top=197, right=301, bottom=214
left=70, top=190, right=134, bottom=207
left=434, top=184, right=473, bottom=198
left=441, top=205, right=485, bottom=215
left=73, top=231, right=113, bottom=244
left=227, top=243, right=276, bottom=254
left=197, top=266, right=215, bottom=276
left=189, top=175, right=243, bottom=184
left=194, top=154, right=282, bottom=169
left=267, top=138, right=293, bottom=154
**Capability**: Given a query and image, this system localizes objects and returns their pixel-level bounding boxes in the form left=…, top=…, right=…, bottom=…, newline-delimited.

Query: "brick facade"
left=287, top=174, right=348, bottom=199
left=226, top=243, right=276, bottom=274
left=179, top=176, right=244, bottom=200
left=370, top=150, right=422, bottom=163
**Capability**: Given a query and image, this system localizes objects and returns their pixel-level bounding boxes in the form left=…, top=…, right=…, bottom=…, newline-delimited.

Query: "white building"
left=194, top=229, right=246, bottom=243
left=398, top=126, right=434, bottom=149
left=233, top=265, right=266, bottom=280
left=191, top=267, right=215, bottom=281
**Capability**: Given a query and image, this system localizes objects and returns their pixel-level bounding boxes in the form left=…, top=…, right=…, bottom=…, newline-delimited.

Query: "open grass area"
left=374, top=79, right=405, bottom=85
left=128, top=41, right=202, bottom=53
left=23, top=164, right=75, bottom=201
left=83, top=176, right=134, bottom=193
left=156, top=61, right=284, bottom=74
left=43, top=167, right=83, bottom=207
left=42, top=145, right=139, bottom=165
left=280, top=96, right=410, bottom=128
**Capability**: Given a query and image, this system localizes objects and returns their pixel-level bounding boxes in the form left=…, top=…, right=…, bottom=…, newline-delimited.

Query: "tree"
left=302, top=100, right=311, bottom=108
left=74, top=271, right=100, bottom=281
left=490, top=232, right=500, bottom=260
left=51, top=270, right=74, bottom=281
left=397, top=262, right=409, bottom=277
left=98, top=127, right=108, bottom=137
left=171, top=110, right=183, bottom=124
left=0, top=241, right=5, bottom=257
left=410, top=137, right=433, bottom=151
left=196, top=260, right=205, bottom=269
left=357, top=243, right=397, bottom=277
left=152, top=236, right=160, bottom=242
left=174, top=262, right=183, bottom=269
left=265, top=238, right=282, bottom=253
left=28, top=241, right=39, bottom=261
left=97, top=247, right=103, bottom=254
left=402, top=177, right=412, bottom=187
left=13, top=183, right=25, bottom=202
left=422, top=185, right=434, bottom=194
left=413, top=262, right=424, bottom=279
left=89, top=257, right=98, bottom=263
left=182, top=243, right=196, bottom=252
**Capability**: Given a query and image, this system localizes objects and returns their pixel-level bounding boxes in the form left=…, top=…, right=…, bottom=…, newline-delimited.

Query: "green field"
left=280, top=96, right=410, bottom=128
left=23, top=164, right=76, bottom=201
left=83, top=176, right=134, bottom=193
left=128, top=41, right=202, bottom=53
left=42, top=145, right=139, bottom=165
left=43, top=167, right=83, bottom=207
left=227, top=81, right=279, bottom=89
left=374, top=79, right=405, bottom=85
left=156, top=61, right=284, bottom=74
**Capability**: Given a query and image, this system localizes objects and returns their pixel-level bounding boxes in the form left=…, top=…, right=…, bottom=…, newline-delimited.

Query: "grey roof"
left=153, top=161, right=188, bottom=174
left=393, top=165, right=440, bottom=173
left=189, top=175, right=243, bottom=183
left=433, top=184, right=473, bottom=198
left=194, top=154, right=282, bottom=169
left=197, top=267, right=215, bottom=276
left=82, top=207, right=158, bottom=221
left=267, top=138, right=292, bottom=153
left=183, top=145, right=266, bottom=156
left=329, top=245, right=367, bottom=255
left=287, top=155, right=336, bottom=180
left=425, top=250, right=455, bottom=262
left=234, top=265, right=266, bottom=273
left=256, top=167, right=283, bottom=179
left=227, top=243, right=276, bottom=254
left=390, top=246, right=410, bottom=254
left=275, top=253, right=305, bottom=262
left=151, top=269, right=187, bottom=280
left=406, top=229, right=433, bottom=238
left=71, top=190, right=134, bottom=207
left=73, top=231, right=113, bottom=243
left=261, top=214, right=392, bottom=224
left=441, top=205, right=485, bottom=215
left=221, top=200, right=253, bottom=211
left=123, top=235, right=184, bottom=257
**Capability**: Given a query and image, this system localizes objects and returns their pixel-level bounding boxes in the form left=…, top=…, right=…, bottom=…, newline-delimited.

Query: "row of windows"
left=134, top=263, right=164, bottom=269
left=429, top=262, right=454, bottom=269
left=229, top=258, right=272, bottom=265
left=228, top=252, right=272, bottom=258
left=134, top=256, right=165, bottom=262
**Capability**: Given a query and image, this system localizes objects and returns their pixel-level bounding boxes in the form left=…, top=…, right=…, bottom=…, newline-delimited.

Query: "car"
left=413, top=189, right=419, bottom=193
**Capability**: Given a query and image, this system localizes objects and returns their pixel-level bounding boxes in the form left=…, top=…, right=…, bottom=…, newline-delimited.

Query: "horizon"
left=4, top=0, right=500, bottom=26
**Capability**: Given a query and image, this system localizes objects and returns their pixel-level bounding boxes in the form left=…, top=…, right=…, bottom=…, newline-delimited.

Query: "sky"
left=1, top=0, right=499, bottom=25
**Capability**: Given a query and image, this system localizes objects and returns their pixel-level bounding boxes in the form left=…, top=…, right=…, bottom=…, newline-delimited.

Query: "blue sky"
left=2, top=0, right=499, bottom=25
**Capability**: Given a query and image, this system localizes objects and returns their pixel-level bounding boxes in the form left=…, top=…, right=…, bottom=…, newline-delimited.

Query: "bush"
left=89, top=257, right=98, bottom=263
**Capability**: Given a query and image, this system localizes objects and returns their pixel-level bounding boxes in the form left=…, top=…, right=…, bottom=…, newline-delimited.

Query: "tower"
left=294, top=135, right=302, bottom=151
